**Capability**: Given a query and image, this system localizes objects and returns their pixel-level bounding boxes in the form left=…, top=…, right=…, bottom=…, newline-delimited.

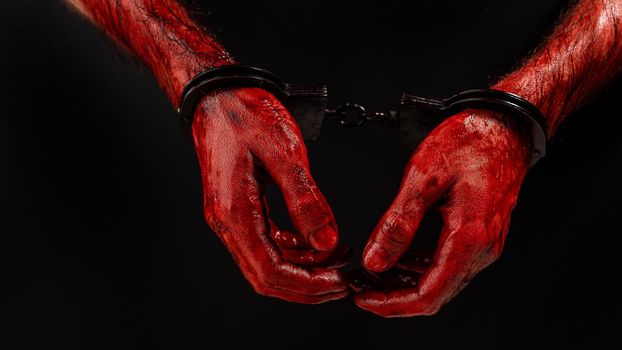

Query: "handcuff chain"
left=324, top=103, right=400, bottom=128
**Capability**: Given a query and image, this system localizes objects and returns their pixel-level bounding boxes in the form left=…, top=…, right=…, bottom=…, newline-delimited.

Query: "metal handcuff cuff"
left=178, top=65, right=547, bottom=167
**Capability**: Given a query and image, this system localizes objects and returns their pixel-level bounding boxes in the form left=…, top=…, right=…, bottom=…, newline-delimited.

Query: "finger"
left=269, top=226, right=308, bottom=250
left=226, top=219, right=349, bottom=300
left=222, top=200, right=348, bottom=300
left=251, top=260, right=349, bottom=297
left=195, top=152, right=347, bottom=303
left=362, top=155, right=452, bottom=273
left=354, top=241, right=476, bottom=318
left=355, top=207, right=490, bottom=317
left=192, top=104, right=347, bottom=302
left=354, top=288, right=420, bottom=318
left=267, top=214, right=350, bottom=268
left=258, top=286, right=349, bottom=305
left=258, top=223, right=349, bottom=295
left=280, top=245, right=352, bottom=268
left=265, top=201, right=310, bottom=250
left=226, top=220, right=349, bottom=300
left=240, top=256, right=349, bottom=304
left=251, top=119, right=338, bottom=251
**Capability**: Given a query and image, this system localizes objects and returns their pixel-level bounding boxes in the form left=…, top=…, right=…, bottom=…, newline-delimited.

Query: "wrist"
left=456, top=110, right=533, bottom=169
left=492, top=70, right=558, bottom=141
left=133, top=4, right=236, bottom=106
left=192, top=87, right=280, bottom=124
left=165, top=50, right=237, bottom=106
left=71, top=0, right=235, bottom=106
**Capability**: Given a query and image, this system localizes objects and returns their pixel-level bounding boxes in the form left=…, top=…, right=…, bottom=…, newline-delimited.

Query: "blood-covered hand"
left=191, top=87, right=349, bottom=304
left=64, top=0, right=349, bottom=304
left=67, top=0, right=622, bottom=309
left=355, top=110, right=531, bottom=317
left=355, top=0, right=622, bottom=317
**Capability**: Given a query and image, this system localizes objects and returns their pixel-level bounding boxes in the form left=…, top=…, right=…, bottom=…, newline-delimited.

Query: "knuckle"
left=380, top=213, right=413, bottom=246
left=291, top=197, right=318, bottom=217
left=290, top=198, right=330, bottom=228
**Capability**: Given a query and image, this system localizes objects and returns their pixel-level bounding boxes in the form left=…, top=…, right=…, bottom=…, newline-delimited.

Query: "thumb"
left=363, top=157, right=451, bottom=272
left=272, top=162, right=338, bottom=251
left=252, top=141, right=338, bottom=251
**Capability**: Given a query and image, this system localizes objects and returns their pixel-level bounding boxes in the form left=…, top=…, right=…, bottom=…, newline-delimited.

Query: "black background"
left=2, top=0, right=621, bottom=349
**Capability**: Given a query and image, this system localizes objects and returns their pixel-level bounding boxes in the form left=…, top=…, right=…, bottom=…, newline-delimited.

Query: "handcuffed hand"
left=354, top=110, right=532, bottom=317
left=191, top=87, right=349, bottom=304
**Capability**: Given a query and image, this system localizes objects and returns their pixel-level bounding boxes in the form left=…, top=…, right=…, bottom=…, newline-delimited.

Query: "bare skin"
left=66, top=0, right=622, bottom=314
left=66, top=0, right=348, bottom=304
left=356, top=0, right=622, bottom=317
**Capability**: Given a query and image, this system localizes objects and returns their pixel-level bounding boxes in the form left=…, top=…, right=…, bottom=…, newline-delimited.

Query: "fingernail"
left=364, top=244, right=391, bottom=272
left=309, top=225, right=337, bottom=251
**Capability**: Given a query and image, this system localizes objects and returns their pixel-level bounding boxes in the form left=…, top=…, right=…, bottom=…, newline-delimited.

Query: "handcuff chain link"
left=324, top=103, right=400, bottom=128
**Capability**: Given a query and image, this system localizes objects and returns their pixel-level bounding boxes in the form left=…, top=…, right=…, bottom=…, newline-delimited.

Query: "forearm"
left=494, top=0, right=622, bottom=138
left=66, top=0, right=235, bottom=105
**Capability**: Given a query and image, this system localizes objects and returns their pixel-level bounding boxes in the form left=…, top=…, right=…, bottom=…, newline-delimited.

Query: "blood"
left=67, top=0, right=622, bottom=314
left=494, top=0, right=622, bottom=138
left=356, top=0, right=622, bottom=317
left=66, top=0, right=235, bottom=105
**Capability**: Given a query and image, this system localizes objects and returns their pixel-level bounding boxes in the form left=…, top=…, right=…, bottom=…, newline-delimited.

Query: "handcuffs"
left=178, top=65, right=548, bottom=289
left=178, top=64, right=547, bottom=167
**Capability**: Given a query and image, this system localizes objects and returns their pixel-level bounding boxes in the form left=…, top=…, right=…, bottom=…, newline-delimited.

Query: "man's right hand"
left=191, top=87, right=349, bottom=304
